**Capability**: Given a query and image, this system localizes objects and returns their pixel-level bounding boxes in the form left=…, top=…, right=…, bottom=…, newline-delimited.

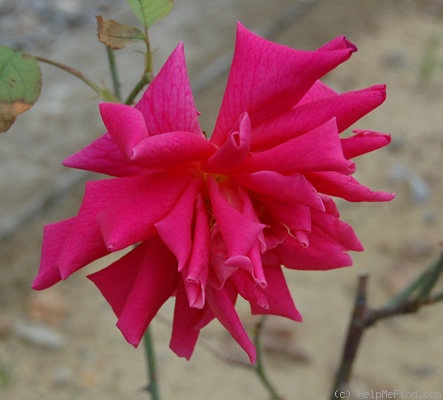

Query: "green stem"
left=106, top=46, right=121, bottom=101
left=415, top=252, right=443, bottom=302
left=253, top=316, right=283, bottom=400
left=124, top=27, right=153, bottom=105
left=125, top=73, right=151, bottom=105
left=143, top=326, right=161, bottom=400
left=35, top=56, right=101, bottom=93
left=386, top=252, right=443, bottom=307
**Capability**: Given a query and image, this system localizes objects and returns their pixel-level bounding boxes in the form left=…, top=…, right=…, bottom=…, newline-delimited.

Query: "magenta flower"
left=33, top=23, right=394, bottom=363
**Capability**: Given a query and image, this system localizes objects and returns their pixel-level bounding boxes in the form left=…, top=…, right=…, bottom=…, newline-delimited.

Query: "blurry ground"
left=1, top=0, right=443, bottom=399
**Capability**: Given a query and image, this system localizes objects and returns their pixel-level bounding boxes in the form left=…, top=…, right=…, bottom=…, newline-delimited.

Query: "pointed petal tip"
left=117, top=320, right=143, bottom=348
left=248, top=347, right=257, bottom=365
left=236, top=20, right=246, bottom=31
left=31, top=272, right=62, bottom=291
left=343, top=36, right=358, bottom=53
left=369, top=83, right=387, bottom=102
left=98, top=101, right=122, bottom=119
left=384, top=192, right=396, bottom=201
left=30, top=279, right=45, bottom=291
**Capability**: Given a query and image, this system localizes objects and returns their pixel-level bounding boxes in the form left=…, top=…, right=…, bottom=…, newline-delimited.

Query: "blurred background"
left=1, top=0, right=443, bottom=399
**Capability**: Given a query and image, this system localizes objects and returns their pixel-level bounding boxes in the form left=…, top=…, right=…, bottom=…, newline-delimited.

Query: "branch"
left=330, top=273, right=368, bottom=398
left=331, top=251, right=443, bottom=398
left=34, top=56, right=118, bottom=102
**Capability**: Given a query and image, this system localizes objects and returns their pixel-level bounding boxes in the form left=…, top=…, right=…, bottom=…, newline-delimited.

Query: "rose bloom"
left=33, top=23, right=394, bottom=363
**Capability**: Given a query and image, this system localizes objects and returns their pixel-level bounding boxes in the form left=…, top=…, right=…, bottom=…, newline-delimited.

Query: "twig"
left=253, top=316, right=284, bottom=400
left=143, top=326, right=161, bottom=400
left=331, top=252, right=443, bottom=398
left=34, top=56, right=118, bottom=102
left=106, top=46, right=121, bottom=101
left=330, top=273, right=368, bottom=398
left=124, top=27, right=153, bottom=105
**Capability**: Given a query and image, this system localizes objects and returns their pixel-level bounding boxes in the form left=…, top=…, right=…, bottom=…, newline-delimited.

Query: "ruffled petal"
left=135, top=42, right=202, bottom=136
left=251, top=84, right=386, bottom=150
left=250, top=264, right=302, bottom=321
left=208, top=228, right=238, bottom=290
left=57, top=183, right=112, bottom=279
left=183, top=194, right=210, bottom=309
left=306, top=171, right=395, bottom=202
left=170, top=281, right=205, bottom=359
left=277, top=227, right=354, bottom=270
left=311, top=209, right=363, bottom=251
left=232, top=171, right=324, bottom=211
left=206, top=286, right=256, bottom=364
left=32, top=218, right=75, bottom=289
left=212, top=23, right=356, bottom=145
left=262, top=201, right=312, bottom=247
left=341, top=130, right=391, bottom=159
left=99, top=103, right=149, bottom=158
left=208, top=177, right=265, bottom=258
left=63, top=133, right=144, bottom=177
left=88, top=242, right=147, bottom=317
left=131, top=131, right=216, bottom=169
left=155, top=179, right=203, bottom=272
left=230, top=269, right=269, bottom=309
left=97, top=173, right=193, bottom=251
left=89, top=237, right=179, bottom=346
left=226, top=241, right=267, bottom=288
left=242, top=118, right=355, bottom=174
left=203, top=112, right=251, bottom=173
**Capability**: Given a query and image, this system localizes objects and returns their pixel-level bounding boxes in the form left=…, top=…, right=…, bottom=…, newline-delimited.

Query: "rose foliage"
left=33, top=23, right=394, bottom=363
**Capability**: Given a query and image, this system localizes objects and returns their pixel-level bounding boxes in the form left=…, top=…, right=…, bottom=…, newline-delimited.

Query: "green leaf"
left=0, top=46, right=41, bottom=133
left=126, top=0, right=174, bottom=28
left=96, top=16, right=145, bottom=50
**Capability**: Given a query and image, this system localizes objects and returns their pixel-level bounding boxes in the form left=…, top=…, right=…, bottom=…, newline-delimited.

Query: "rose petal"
left=99, top=103, right=149, bottom=158
left=135, top=42, right=201, bottom=136
left=183, top=194, right=210, bottom=309
left=242, top=118, right=355, bottom=174
left=226, top=241, right=267, bottom=288
left=208, top=177, right=265, bottom=258
left=206, top=286, right=256, bottom=364
left=57, top=182, right=113, bottom=279
left=307, top=171, right=396, bottom=202
left=63, top=133, right=144, bottom=177
left=32, top=218, right=75, bottom=290
left=251, top=264, right=302, bottom=321
left=131, top=131, right=216, bottom=169
left=170, top=281, right=205, bottom=359
left=251, top=84, right=386, bottom=150
left=89, top=237, right=178, bottom=346
left=341, top=130, right=391, bottom=159
left=277, top=228, right=354, bottom=270
left=212, top=23, right=356, bottom=145
left=155, top=179, right=203, bottom=272
left=311, top=209, right=363, bottom=251
left=96, top=172, right=193, bottom=251
left=232, top=171, right=325, bottom=211
left=203, top=112, right=251, bottom=173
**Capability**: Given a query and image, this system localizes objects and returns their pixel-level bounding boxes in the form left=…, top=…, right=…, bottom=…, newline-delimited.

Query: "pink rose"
left=33, top=23, right=394, bottom=363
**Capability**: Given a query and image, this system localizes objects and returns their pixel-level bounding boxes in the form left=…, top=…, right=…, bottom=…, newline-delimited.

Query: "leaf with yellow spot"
left=0, top=46, right=41, bottom=133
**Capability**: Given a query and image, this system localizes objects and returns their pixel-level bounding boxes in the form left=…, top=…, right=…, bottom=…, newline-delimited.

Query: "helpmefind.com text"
left=334, top=389, right=442, bottom=399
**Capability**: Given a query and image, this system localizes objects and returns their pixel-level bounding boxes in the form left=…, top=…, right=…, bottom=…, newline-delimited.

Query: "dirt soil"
left=1, top=1, right=443, bottom=399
